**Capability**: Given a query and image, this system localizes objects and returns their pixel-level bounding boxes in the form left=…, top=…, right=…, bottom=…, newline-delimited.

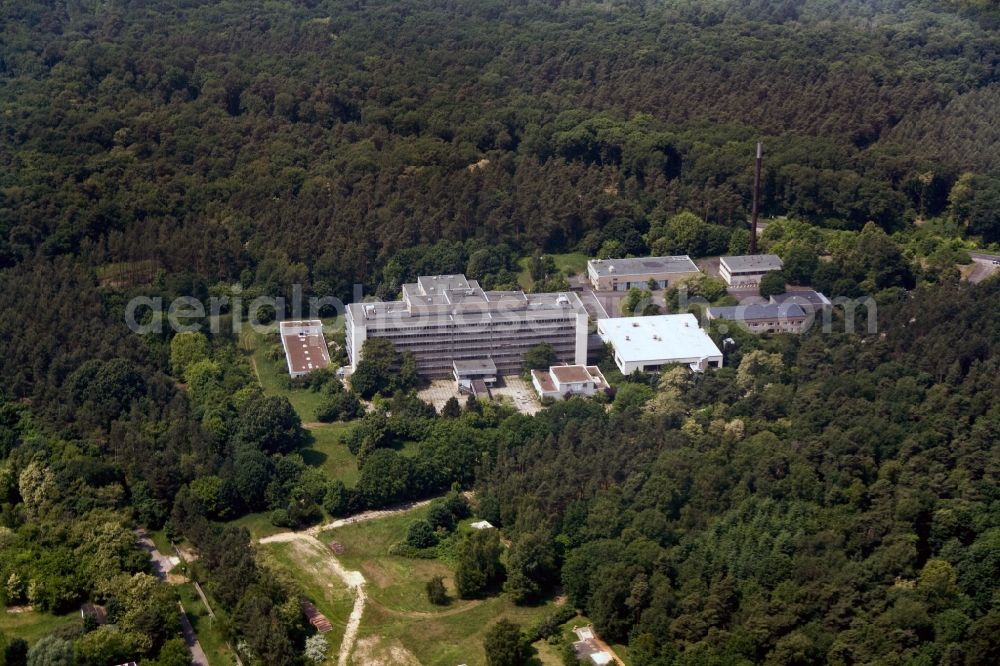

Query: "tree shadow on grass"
left=300, top=447, right=328, bottom=467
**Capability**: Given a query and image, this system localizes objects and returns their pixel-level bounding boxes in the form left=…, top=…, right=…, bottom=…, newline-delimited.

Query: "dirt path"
left=304, top=499, right=433, bottom=536
left=135, top=529, right=180, bottom=579
left=365, top=596, right=483, bottom=619
left=258, top=499, right=432, bottom=666
left=259, top=533, right=365, bottom=665
left=249, top=353, right=263, bottom=385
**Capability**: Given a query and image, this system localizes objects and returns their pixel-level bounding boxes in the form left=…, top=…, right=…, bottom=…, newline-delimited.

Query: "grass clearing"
left=303, top=423, right=359, bottom=487
left=0, top=609, right=78, bottom=645
left=325, top=506, right=458, bottom=615
left=148, top=528, right=174, bottom=555
left=227, top=511, right=286, bottom=540
left=313, top=505, right=567, bottom=666
left=517, top=252, right=590, bottom=289
left=250, top=342, right=327, bottom=421
left=241, top=316, right=344, bottom=423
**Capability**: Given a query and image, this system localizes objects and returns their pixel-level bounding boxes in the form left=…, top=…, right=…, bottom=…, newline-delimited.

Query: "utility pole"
left=750, top=141, right=763, bottom=255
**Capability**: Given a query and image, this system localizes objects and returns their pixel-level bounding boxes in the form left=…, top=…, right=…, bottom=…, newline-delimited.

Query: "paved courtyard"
left=416, top=376, right=541, bottom=415
left=490, top=376, right=541, bottom=415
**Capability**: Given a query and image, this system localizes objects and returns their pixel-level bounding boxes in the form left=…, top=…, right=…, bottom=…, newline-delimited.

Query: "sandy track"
left=305, top=499, right=434, bottom=536
left=257, top=499, right=433, bottom=665
left=259, top=532, right=366, bottom=664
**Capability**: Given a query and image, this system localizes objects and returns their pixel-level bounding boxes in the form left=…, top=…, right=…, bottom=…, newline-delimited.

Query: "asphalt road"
left=179, top=607, right=210, bottom=666
left=135, top=530, right=210, bottom=666
left=967, top=253, right=1000, bottom=284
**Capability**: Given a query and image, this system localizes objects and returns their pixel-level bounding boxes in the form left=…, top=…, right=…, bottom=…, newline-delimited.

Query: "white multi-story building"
left=345, top=274, right=589, bottom=378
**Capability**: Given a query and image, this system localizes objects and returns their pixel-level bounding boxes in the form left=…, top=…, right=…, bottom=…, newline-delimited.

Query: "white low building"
left=531, top=365, right=609, bottom=401
left=719, top=254, right=783, bottom=288
left=587, top=255, right=700, bottom=291
left=598, top=314, right=723, bottom=374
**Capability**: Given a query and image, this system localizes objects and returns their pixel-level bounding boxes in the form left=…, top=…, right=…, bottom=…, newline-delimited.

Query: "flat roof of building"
left=531, top=368, right=557, bottom=393
left=280, top=321, right=331, bottom=374
left=453, top=358, right=497, bottom=376
left=720, top=254, right=783, bottom=272
left=549, top=365, right=592, bottom=384
left=349, top=274, right=587, bottom=324
left=588, top=255, right=699, bottom=277
left=770, top=290, right=832, bottom=307
left=709, top=303, right=807, bottom=321
left=598, top=314, right=722, bottom=363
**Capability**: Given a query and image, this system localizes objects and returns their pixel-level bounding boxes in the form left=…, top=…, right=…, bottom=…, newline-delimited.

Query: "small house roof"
left=453, top=358, right=497, bottom=376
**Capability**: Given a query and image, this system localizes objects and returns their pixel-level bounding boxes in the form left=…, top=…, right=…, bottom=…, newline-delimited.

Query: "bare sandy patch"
left=351, top=636, right=422, bottom=666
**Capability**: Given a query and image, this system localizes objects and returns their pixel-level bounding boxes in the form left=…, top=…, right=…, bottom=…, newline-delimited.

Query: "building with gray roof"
left=769, top=289, right=832, bottom=314
left=707, top=302, right=808, bottom=334
left=587, top=255, right=700, bottom=291
left=719, top=254, right=783, bottom=287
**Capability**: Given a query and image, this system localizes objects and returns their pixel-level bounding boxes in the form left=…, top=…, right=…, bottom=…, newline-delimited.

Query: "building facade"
left=345, top=274, right=589, bottom=378
left=587, top=256, right=701, bottom=291
left=707, top=303, right=808, bottom=334
left=719, top=254, right=783, bottom=288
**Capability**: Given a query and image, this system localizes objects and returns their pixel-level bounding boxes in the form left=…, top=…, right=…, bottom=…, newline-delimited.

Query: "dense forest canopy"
left=2, top=0, right=1000, bottom=280
left=2, top=0, right=1000, bottom=664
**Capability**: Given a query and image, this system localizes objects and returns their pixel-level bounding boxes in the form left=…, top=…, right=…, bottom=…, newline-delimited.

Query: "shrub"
left=427, top=503, right=456, bottom=532
left=406, top=520, right=438, bottom=548
left=426, top=576, right=449, bottom=605
left=270, top=508, right=291, bottom=528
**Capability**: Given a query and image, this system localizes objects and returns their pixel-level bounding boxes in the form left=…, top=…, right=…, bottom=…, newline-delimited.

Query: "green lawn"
left=227, top=511, right=287, bottom=540
left=242, top=316, right=345, bottom=423
left=314, top=505, right=568, bottom=666
left=303, top=423, right=359, bottom=487
left=0, top=609, right=78, bottom=645
left=148, top=528, right=174, bottom=555
left=325, top=506, right=458, bottom=614
left=249, top=342, right=328, bottom=421
left=517, top=252, right=590, bottom=289
left=177, top=583, right=238, bottom=666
